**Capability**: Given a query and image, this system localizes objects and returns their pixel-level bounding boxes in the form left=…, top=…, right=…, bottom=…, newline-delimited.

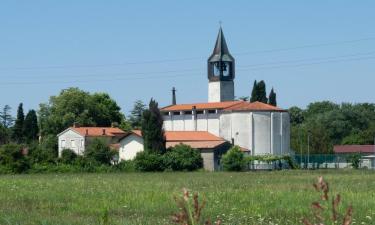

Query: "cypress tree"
left=257, top=80, right=268, bottom=103
left=12, top=103, right=25, bottom=143
left=141, top=99, right=166, bottom=154
left=268, top=88, right=277, bottom=106
left=24, top=110, right=39, bottom=143
left=250, top=80, right=258, bottom=102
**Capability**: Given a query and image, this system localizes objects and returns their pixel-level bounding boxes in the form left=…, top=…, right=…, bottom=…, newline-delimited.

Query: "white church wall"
left=282, top=112, right=291, bottom=155
left=184, top=114, right=195, bottom=131
left=197, top=114, right=208, bottom=131
left=230, top=112, right=251, bottom=151
left=271, top=112, right=282, bottom=155
left=207, top=113, right=220, bottom=136
left=163, top=116, right=173, bottom=131
left=253, top=112, right=272, bottom=155
left=172, top=114, right=184, bottom=131
left=219, top=113, right=232, bottom=142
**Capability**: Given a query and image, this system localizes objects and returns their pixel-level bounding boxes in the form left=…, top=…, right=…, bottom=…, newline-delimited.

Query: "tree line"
left=289, top=101, right=375, bottom=154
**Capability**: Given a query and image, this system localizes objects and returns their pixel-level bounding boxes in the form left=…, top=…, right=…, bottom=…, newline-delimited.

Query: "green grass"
left=0, top=170, right=374, bottom=225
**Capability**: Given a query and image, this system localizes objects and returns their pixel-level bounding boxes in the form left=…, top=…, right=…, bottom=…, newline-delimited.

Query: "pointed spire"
left=212, top=27, right=230, bottom=56
left=208, top=27, right=234, bottom=62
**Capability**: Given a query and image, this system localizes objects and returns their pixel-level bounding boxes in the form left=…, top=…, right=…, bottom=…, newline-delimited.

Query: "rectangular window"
left=184, top=111, right=192, bottom=115
left=173, top=111, right=180, bottom=115
left=71, top=140, right=76, bottom=148
left=196, top=110, right=204, bottom=114
left=61, top=140, right=66, bottom=148
left=208, top=109, right=216, bottom=114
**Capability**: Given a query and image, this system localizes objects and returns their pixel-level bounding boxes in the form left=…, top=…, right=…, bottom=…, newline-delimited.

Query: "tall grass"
left=0, top=170, right=373, bottom=224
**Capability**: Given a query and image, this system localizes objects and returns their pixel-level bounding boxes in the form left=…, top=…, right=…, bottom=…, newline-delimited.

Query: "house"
left=334, top=145, right=375, bottom=168
left=119, top=130, right=233, bottom=171
left=160, top=27, right=290, bottom=157
left=57, top=126, right=126, bottom=157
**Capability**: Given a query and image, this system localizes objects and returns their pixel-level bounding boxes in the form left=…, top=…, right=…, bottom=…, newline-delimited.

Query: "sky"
left=1, top=1, right=375, bottom=117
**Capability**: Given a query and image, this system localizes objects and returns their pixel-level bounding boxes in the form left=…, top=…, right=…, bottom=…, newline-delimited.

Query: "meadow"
left=0, top=170, right=374, bottom=225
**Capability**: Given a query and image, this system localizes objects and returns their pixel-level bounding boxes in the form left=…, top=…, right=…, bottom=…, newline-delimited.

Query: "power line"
left=1, top=54, right=374, bottom=86
left=4, top=50, right=375, bottom=79
left=0, top=36, right=374, bottom=71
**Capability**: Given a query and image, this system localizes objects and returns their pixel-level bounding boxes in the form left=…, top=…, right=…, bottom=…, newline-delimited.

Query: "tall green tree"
left=0, top=105, right=13, bottom=128
left=250, top=80, right=258, bottom=102
left=38, top=88, right=126, bottom=136
left=250, top=80, right=268, bottom=103
left=129, top=100, right=146, bottom=129
left=0, top=124, right=9, bottom=145
left=268, top=88, right=277, bottom=106
left=257, top=80, right=268, bottom=103
left=24, top=110, right=39, bottom=143
left=12, top=103, right=25, bottom=143
left=141, top=99, right=166, bottom=154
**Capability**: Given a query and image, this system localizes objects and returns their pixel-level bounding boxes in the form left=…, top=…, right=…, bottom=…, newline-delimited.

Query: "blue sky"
left=1, top=1, right=375, bottom=116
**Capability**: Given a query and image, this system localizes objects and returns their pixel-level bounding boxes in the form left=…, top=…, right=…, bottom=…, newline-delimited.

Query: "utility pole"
left=307, top=131, right=310, bottom=170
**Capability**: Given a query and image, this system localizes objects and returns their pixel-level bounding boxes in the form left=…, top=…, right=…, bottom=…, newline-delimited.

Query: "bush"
left=28, top=136, right=58, bottom=164
left=84, top=138, right=116, bottom=165
left=347, top=153, right=361, bottom=169
left=221, top=146, right=245, bottom=171
left=60, top=149, right=78, bottom=164
left=114, top=160, right=136, bottom=172
left=164, top=144, right=203, bottom=171
left=0, top=143, right=30, bottom=173
left=134, top=151, right=164, bottom=172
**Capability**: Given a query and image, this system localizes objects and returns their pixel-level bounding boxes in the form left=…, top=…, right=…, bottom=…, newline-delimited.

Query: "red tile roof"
left=166, top=141, right=226, bottom=149
left=161, top=101, right=285, bottom=112
left=126, top=130, right=227, bottom=149
left=334, top=145, right=375, bottom=154
left=71, top=127, right=126, bottom=137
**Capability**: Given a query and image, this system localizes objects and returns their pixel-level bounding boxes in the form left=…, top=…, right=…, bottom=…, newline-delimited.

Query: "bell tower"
left=207, top=27, right=235, bottom=102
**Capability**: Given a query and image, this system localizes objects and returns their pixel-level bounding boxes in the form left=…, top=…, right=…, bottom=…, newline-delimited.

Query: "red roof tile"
left=161, top=101, right=285, bottom=112
left=161, top=101, right=242, bottom=111
left=166, top=141, right=226, bottom=149
left=71, top=127, right=126, bottom=137
left=334, top=145, right=375, bottom=154
left=223, top=101, right=286, bottom=112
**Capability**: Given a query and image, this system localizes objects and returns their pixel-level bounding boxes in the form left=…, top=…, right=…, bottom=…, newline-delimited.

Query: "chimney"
left=102, top=129, right=106, bottom=135
left=172, top=87, right=177, bottom=105
left=85, top=129, right=89, bottom=136
left=73, top=122, right=79, bottom=128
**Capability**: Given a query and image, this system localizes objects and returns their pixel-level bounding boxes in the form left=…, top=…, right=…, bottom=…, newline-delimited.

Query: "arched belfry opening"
left=207, top=27, right=235, bottom=102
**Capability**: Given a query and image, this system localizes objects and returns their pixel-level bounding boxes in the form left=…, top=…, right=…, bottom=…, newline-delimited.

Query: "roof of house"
left=125, top=130, right=227, bottom=149
left=71, top=127, right=126, bottom=137
left=333, top=145, right=375, bottom=154
left=161, top=101, right=285, bottom=112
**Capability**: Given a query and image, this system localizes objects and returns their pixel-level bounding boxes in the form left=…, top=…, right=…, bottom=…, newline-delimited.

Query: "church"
left=119, top=28, right=291, bottom=170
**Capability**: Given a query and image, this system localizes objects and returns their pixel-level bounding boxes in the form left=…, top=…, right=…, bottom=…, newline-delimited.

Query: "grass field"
left=0, top=170, right=374, bottom=225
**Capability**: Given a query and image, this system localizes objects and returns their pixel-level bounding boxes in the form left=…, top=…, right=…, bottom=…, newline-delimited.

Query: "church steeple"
left=208, top=27, right=235, bottom=82
left=207, top=27, right=235, bottom=102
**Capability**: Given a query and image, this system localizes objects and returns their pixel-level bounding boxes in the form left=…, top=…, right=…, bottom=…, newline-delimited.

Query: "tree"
left=12, top=103, right=25, bottom=143
left=84, top=138, right=115, bottom=165
left=0, top=105, right=13, bottom=128
left=0, top=124, right=9, bottom=145
left=38, top=88, right=125, bottom=136
left=250, top=80, right=268, bottom=103
left=289, top=106, right=305, bottom=125
left=24, top=110, right=39, bottom=143
left=129, top=100, right=146, bottom=129
left=141, top=99, right=166, bottom=154
left=221, top=146, right=246, bottom=171
left=0, top=144, right=30, bottom=173
left=163, top=144, right=203, bottom=171
left=257, top=80, right=268, bottom=103
left=250, top=80, right=258, bottom=102
left=268, top=88, right=277, bottom=106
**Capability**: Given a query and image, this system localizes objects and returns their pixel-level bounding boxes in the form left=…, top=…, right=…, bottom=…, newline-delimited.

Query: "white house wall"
left=282, top=112, right=291, bottom=155
left=119, top=135, right=144, bottom=160
left=58, top=129, right=85, bottom=156
left=253, top=112, right=271, bottom=155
